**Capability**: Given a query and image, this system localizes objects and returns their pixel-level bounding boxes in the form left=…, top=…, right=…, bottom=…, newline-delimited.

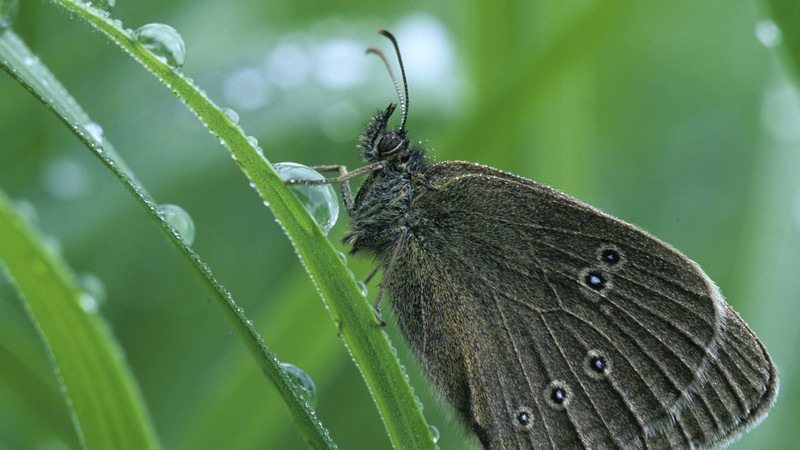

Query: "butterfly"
left=287, top=30, right=778, bottom=449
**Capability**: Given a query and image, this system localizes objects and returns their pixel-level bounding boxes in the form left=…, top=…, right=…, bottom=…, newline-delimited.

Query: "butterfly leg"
left=362, top=264, right=381, bottom=285
left=283, top=162, right=384, bottom=214
left=373, top=226, right=410, bottom=326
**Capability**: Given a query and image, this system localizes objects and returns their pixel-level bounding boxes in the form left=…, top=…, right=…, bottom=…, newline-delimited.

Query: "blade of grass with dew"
left=0, top=188, right=160, bottom=450
left=0, top=29, right=334, bottom=449
left=41, top=1, right=436, bottom=447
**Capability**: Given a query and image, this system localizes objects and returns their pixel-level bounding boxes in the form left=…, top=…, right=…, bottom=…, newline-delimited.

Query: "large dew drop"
left=158, top=203, right=196, bottom=245
left=133, top=23, right=186, bottom=69
left=274, top=162, right=339, bottom=235
left=280, top=362, right=318, bottom=408
left=83, top=0, right=115, bottom=17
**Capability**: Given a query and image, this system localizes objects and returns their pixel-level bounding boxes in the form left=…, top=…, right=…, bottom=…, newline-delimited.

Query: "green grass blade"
left=34, top=0, right=434, bottom=447
left=765, top=0, right=800, bottom=81
left=0, top=27, right=336, bottom=449
left=0, top=188, right=160, bottom=450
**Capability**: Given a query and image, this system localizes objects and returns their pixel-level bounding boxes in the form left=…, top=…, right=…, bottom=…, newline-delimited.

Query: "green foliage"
left=0, top=188, right=159, bottom=449
left=1, top=1, right=797, bottom=449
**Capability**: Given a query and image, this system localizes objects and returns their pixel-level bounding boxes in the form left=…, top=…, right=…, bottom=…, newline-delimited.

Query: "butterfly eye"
left=372, top=135, right=384, bottom=155
left=513, top=407, right=534, bottom=429
left=584, top=350, right=612, bottom=380
left=544, top=381, right=571, bottom=409
left=373, top=130, right=407, bottom=158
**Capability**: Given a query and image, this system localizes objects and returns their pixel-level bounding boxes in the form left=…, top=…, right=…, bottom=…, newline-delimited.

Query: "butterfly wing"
left=387, top=161, right=777, bottom=449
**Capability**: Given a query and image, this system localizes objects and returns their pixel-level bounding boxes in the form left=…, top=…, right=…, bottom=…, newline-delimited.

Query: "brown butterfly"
left=287, top=30, right=778, bottom=449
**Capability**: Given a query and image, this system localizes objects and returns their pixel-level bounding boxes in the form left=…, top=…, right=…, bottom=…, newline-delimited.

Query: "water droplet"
left=0, top=0, right=19, bottom=32
left=85, top=122, right=104, bottom=143
left=755, top=19, right=781, bottom=48
left=78, top=273, right=107, bottom=305
left=84, top=0, right=114, bottom=16
left=336, top=251, right=347, bottom=263
left=157, top=204, right=196, bottom=245
left=133, top=23, right=186, bottom=69
left=274, top=162, right=339, bottom=234
left=280, top=362, right=318, bottom=407
left=357, top=281, right=368, bottom=297
left=428, top=425, right=440, bottom=444
left=247, top=135, right=259, bottom=147
left=222, top=107, right=240, bottom=125
left=79, top=293, right=99, bottom=313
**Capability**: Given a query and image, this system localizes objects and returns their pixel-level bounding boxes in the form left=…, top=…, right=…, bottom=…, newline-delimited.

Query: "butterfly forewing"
left=385, top=161, right=777, bottom=449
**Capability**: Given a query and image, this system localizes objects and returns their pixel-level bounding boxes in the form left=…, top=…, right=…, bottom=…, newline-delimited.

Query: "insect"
left=286, top=30, right=778, bottom=449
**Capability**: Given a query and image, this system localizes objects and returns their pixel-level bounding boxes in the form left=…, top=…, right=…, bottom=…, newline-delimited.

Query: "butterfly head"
left=359, top=103, right=426, bottom=171
left=360, top=103, right=407, bottom=160
left=357, top=31, right=427, bottom=171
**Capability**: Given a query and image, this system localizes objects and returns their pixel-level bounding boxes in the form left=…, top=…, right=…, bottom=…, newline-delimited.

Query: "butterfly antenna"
left=366, top=29, right=410, bottom=130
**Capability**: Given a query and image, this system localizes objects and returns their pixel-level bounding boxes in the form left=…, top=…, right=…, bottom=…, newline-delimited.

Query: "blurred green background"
left=1, top=1, right=798, bottom=449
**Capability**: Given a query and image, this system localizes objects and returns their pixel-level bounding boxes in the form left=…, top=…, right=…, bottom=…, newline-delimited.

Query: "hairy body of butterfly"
left=343, top=104, right=778, bottom=449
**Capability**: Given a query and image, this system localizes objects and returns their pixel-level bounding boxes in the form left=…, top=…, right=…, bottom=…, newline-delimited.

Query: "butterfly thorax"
left=344, top=104, right=428, bottom=258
